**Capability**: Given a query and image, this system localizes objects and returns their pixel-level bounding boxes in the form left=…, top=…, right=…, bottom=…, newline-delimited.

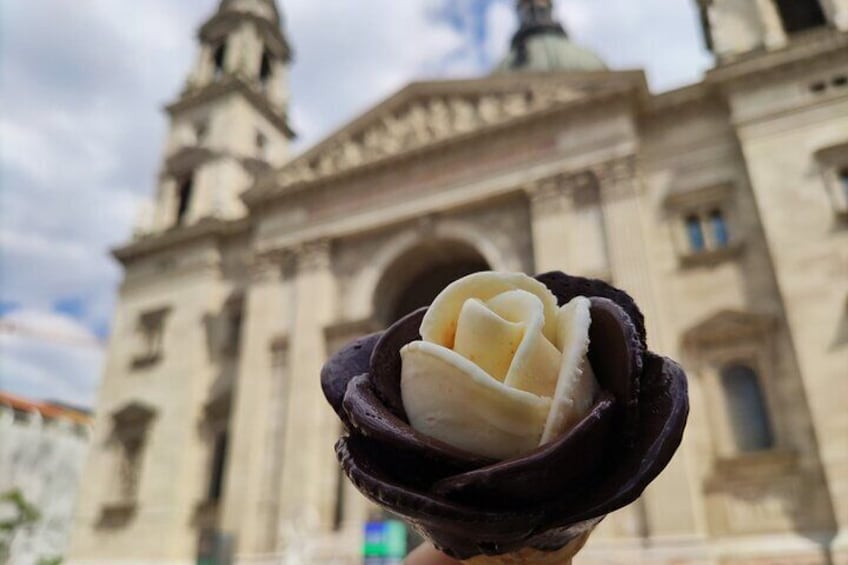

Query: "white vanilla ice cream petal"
left=540, top=296, right=599, bottom=445
left=486, top=290, right=561, bottom=397
left=453, top=298, right=525, bottom=382
left=401, top=341, right=552, bottom=460
left=420, top=272, right=560, bottom=347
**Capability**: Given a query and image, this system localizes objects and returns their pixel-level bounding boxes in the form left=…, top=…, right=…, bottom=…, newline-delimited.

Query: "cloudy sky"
left=0, top=0, right=712, bottom=410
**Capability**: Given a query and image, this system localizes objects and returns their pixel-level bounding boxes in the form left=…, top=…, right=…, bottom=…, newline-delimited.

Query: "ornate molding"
left=593, top=156, right=640, bottom=201
left=296, top=239, right=331, bottom=273
left=249, top=250, right=288, bottom=283
left=526, top=170, right=597, bottom=216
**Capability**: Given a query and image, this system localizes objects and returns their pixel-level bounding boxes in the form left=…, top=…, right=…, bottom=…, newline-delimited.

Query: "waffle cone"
left=461, top=530, right=592, bottom=565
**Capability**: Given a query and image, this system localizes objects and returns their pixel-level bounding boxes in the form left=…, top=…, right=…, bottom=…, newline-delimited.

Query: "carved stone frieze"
left=271, top=82, right=584, bottom=189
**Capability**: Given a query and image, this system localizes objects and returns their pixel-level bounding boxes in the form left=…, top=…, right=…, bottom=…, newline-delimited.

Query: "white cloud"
left=0, top=0, right=712, bottom=409
left=484, top=1, right=516, bottom=66
left=0, top=309, right=104, bottom=409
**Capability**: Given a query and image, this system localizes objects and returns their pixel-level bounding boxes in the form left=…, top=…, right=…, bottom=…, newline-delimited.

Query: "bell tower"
left=140, top=0, right=294, bottom=235
left=698, top=0, right=848, bottom=62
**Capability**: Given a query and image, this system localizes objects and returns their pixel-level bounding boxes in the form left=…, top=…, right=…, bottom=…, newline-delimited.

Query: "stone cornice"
left=243, top=82, right=640, bottom=208
left=251, top=148, right=627, bottom=258
left=167, top=77, right=295, bottom=139
left=706, top=28, right=848, bottom=86
left=163, top=146, right=217, bottom=177
left=113, top=217, right=251, bottom=265
left=682, top=309, right=777, bottom=349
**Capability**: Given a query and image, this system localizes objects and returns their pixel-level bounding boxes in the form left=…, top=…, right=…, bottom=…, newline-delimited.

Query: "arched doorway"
left=374, top=238, right=491, bottom=326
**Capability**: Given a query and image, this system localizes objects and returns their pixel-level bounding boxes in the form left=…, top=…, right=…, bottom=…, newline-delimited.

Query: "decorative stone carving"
left=526, top=172, right=593, bottom=216
left=297, top=240, right=331, bottom=273
left=270, top=81, right=588, bottom=190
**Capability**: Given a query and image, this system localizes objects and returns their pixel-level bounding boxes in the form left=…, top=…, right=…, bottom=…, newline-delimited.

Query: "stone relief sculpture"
left=272, top=80, right=586, bottom=189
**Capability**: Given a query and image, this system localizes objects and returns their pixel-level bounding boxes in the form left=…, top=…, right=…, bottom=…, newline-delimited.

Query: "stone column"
left=594, top=157, right=660, bottom=340
left=528, top=175, right=575, bottom=274
left=323, top=318, right=382, bottom=558
left=757, top=0, right=788, bottom=49
left=594, top=157, right=701, bottom=541
left=220, top=251, right=292, bottom=555
left=528, top=172, right=610, bottom=278
left=277, top=240, right=340, bottom=541
left=829, top=0, right=848, bottom=30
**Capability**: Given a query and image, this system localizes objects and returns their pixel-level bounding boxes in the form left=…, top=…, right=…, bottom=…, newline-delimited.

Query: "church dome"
left=495, top=0, right=606, bottom=73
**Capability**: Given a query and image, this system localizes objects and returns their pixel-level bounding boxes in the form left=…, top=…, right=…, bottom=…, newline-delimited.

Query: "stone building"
left=68, top=0, right=848, bottom=563
left=0, top=393, right=92, bottom=564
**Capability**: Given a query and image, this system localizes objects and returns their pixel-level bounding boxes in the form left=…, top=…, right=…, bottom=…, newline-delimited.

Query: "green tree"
left=0, top=488, right=41, bottom=562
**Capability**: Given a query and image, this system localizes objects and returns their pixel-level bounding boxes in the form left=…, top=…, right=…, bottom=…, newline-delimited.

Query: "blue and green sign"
left=364, top=520, right=407, bottom=563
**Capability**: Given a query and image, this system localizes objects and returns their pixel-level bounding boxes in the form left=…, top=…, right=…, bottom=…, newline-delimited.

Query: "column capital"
left=248, top=249, right=293, bottom=282
left=526, top=171, right=596, bottom=214
left=593, top=155, right=637, bottom=183
left=296, top=239, right=332, bottom=273
left=593, top=155, right=640, bottom=201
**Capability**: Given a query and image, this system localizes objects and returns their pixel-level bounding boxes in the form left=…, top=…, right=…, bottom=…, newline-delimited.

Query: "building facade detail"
left=69, top=1, right=848, bottom=564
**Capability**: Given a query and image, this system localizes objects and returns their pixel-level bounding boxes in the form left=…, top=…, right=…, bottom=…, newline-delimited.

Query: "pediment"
left=254, top=71, right=644, bottom=197
left=683, top=310, right=776, bottom=347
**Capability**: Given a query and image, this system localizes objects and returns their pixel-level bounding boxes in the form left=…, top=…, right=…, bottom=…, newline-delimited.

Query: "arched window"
left=721, top=364, right=774, bottom=452
left=259, top=49, right=273, bottom=85
left=685, top=214, right=705, bottom=252
left=176, top=174, right=194, bottom=226
left=213, top=42, right=227, bottom=80
left=709, top=209, right=729, bottom=248
left=774, top=0, right=826, bottom=33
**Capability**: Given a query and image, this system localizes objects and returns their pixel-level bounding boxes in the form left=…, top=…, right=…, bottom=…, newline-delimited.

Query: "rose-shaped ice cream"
left=321, top=271, right=688, bottom=561
left=400, top=272, right=600, bottom=460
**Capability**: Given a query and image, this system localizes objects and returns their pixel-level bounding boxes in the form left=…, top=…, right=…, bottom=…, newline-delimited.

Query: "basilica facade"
left=68, top=0, right=848, bottom=563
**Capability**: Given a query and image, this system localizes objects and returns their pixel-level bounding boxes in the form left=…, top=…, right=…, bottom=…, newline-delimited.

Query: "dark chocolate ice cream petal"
left=342, top=373, right=495, bottom=484
left=369, top=307, right=426, bottom=420
left=588, top=297, right=643, bottom=439
left=431, top=393, right=615, bottom=508
left=543, top=353, right=688, bottom=525
left=337, top=435, right=543, bottom=559
left=536, top=271, right=646, bottom=350
left=323, top=271, right=689, bottom=560
left=320, top=332, right=381, bottom=427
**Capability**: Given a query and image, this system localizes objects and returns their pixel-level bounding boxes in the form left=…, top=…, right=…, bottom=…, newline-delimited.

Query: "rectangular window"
left=175, top=174, right=194, bottom=226
left=259, top=49, right=272, bottom=85
left=774, top=0, right=826, bottom=33
left=710, top=209, right=730, bottom=248
left=686, top=215, right=705, bottom=252
left=213, top=43, right=227, bottom=80
left=208, top=431, right=228, bottom=502
left=132, top=307, right=170, bottom=369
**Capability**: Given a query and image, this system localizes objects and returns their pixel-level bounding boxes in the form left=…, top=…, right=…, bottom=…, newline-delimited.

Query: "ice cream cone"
left=461, top=530, right=591, bottom=565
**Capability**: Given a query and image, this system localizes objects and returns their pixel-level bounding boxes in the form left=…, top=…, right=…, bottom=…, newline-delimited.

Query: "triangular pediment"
left=683, top=310, right=776, bottom=347
left=253, top=70, right=645, bottom=197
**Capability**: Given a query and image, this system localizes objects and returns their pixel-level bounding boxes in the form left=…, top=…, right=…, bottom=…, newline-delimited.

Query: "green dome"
left=496, top=32, right=607, bottom=73
left=494, top=1, right=606, bottom=74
